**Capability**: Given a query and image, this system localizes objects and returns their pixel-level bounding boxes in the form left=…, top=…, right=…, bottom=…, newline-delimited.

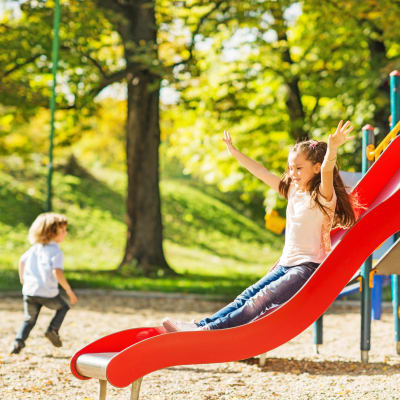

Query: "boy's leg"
left=41, top=294, right=70, bottom=347
left=197, top=265, right=288, bottom=327
left=206, top=263, right=317, bottom=330
left=15, top=296, right=42, bottom=343
left=42, top=294, right=70, bottom=332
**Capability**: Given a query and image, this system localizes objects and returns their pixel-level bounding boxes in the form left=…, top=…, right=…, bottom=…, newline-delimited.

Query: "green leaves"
left=160, top=0, right=400, bottom=211
left=2, top=0, right=400, bottom=205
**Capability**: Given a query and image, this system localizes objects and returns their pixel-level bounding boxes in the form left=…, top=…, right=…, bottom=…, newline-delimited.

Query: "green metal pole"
left=390, top=70, right=400, bottom=354
left=360, top=124, right=374, bottom=363
left=390, top=70, right=400, bottom=126
left=46, top=0, right=61, bottom=212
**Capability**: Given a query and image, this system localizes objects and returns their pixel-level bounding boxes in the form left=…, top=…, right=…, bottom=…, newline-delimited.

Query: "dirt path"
left=1, top=293, right=400, bottom=399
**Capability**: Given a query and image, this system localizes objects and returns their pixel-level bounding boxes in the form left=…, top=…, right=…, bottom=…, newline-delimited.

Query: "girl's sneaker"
left=162, top=318, right=199, bottom=332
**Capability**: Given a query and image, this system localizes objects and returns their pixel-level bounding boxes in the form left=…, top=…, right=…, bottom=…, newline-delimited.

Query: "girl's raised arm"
left=223, top=131, right=281, bottom=193
left=320, top=120, right=354, bottom=201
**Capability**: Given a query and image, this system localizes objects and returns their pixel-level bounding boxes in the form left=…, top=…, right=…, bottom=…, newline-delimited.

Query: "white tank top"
left=279, top=184, right=337, bottom=266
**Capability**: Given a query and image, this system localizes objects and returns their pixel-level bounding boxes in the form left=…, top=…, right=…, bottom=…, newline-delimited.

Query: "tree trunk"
left=115, top=1, right=173, bottom=275
left=119, top=71, right=172, bottom=275
left=367, top=33, right=390, bottom=141
left=271, top=3, right=307, bottom=142
left=285, top=77, right=307, bottom=141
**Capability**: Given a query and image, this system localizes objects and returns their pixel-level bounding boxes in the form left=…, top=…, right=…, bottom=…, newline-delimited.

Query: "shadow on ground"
left=241, top=357, right=400, bottom=376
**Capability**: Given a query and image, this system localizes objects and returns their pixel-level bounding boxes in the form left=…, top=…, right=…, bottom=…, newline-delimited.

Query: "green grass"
left=0, top=158, right=283, bottom=298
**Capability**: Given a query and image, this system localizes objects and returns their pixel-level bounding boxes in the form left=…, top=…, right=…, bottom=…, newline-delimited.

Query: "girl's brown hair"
left=279, top=140, right=358, bottom=229
left=28, top=213, right=68, bottom=245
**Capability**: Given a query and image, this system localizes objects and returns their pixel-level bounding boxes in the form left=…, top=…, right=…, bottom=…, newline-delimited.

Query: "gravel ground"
left=1, top=292, right=400, bottom=400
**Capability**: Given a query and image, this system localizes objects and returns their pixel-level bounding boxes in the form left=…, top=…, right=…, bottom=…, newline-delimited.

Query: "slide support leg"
left=392, top=274, right=400, bottom=354
left=361, top=256, right=373, bottom=363
left=259, top=353, right=267, bottom=367
left=130, top=377, right=143, bottom=400
left=313, top=315, right=323, bottom=354
left=99, top=380, right=107, bottom=400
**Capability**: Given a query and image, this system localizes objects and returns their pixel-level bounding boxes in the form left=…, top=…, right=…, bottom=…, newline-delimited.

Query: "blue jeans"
left=197, top=262, right=319, bottom=330
left=16, top=294, right=70, bottom=343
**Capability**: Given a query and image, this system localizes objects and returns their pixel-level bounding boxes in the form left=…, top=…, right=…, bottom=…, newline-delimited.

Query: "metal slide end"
left=396, top=342, right=400, bottom=355
left=361, top=350, right=369, bottom=363
left=314, top=344, right=320, bottom=355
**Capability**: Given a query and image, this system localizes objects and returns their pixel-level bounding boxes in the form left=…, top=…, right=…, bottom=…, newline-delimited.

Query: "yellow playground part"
left=265, top=210, right=286, bottom=235
left=375, top=120, right=400, bottom=159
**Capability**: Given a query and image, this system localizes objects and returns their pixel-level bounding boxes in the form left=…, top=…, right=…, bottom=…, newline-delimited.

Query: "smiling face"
left=288, top=151, right=321, bottom=191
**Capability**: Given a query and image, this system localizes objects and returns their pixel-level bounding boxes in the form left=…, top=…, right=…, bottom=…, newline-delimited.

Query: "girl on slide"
left=163, top=121, right=357, bottom=332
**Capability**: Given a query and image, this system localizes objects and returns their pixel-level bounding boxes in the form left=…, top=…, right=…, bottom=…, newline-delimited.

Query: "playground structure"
left=311, top=71, right=400, bottom=363
left=70, top=101, right=400, bottom=399
left=264, top=71, right=400, bottom=364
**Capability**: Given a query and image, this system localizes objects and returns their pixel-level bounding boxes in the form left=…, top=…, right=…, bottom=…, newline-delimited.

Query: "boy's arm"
left=223, top=131, right=281, bottom=193
left=18, top=261, right=25, bottom=285
left=54, top=269, right=78, bottom=305
left=320, top=120, right=354, bottom=201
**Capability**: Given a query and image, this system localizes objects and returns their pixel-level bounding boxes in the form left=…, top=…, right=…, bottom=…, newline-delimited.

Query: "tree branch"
left=89, top=67, right=131, bottom=97
left=85, top=54, right=108, bottom=78
left=57, top=66, right=135, bottom=110
left=309, top=95, right=320, bottom=121
left=93, top=0, right=130, bottom=15
left=58, top=103, right=77, bottom=110
left=61, top=45, right=109, bottom=78
left=0, top=23, right=11, bottom=30
left=167, top=0, right=227, bottom=69
left=260, top=63, right=285, bottom=76
left=2, top=54, right=41, bottom=78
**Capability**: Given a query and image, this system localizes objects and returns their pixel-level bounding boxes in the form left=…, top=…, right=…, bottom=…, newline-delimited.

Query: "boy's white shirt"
left=20, top=241, right=64, bottom=297
left=279, top=184, right=337, bottom=266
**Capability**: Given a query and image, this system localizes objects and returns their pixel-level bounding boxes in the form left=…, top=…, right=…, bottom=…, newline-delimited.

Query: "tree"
left=164, top=0, right=400, bottom=205
left=0, top=0, right=231, bottom=276
left=2, top=0, right=400, bottom=275
left=91, top=1, right=169, bottom=274
left=1, top=1, right=173, bottom=275
left=302, top=0, right=400, bottom=137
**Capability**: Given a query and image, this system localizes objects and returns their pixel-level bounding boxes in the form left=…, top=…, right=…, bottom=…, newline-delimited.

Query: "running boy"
left=10, top=213, right=77, bottom=354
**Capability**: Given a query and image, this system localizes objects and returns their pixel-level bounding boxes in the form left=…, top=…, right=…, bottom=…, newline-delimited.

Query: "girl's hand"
left=222, top=130, right=236, bottom=154
left=328, top=120, right=355, bottom=150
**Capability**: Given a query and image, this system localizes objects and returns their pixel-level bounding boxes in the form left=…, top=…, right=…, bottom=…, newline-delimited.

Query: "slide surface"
left=71, top=135, right=400, bottom=388
left=374, top=237, right=400, bottom=275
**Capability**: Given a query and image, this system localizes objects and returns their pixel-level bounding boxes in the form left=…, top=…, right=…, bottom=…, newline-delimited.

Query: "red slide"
left=71, top=135, right=400, bottom=389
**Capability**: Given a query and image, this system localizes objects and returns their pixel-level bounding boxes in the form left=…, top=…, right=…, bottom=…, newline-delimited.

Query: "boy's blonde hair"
left=28, top=212, right=68, bottom=245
